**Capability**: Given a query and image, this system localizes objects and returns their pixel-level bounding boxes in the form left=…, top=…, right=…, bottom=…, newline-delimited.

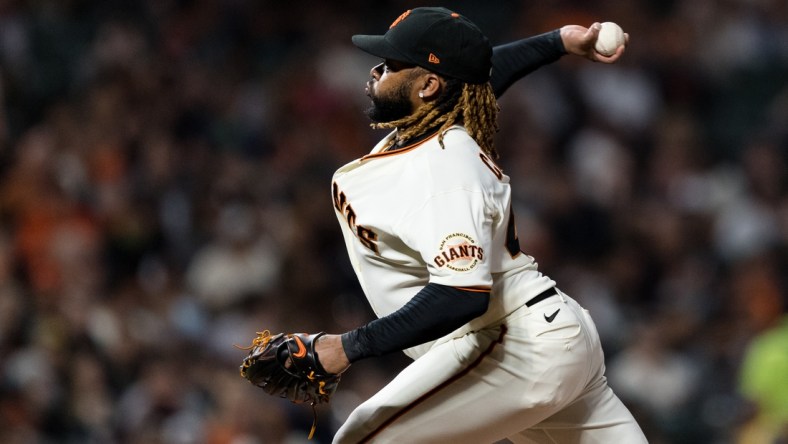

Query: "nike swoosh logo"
left=544, top=309, right=560, bottom=323
left=292, top=336, right=307, bottom=358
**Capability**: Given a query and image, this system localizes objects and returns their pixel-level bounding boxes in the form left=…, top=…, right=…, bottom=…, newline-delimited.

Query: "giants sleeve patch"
left=433, top=233, right=484, bottom=272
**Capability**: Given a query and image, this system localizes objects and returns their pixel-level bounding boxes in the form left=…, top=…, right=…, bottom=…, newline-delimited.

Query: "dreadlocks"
left=372, top=73, right=501, bottom=159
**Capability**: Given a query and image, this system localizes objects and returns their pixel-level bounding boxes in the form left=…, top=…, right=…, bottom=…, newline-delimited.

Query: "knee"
left=333, top=406, right=376, bottom=444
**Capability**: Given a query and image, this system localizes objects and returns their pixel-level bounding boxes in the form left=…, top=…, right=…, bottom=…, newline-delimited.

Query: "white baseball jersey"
left=331, top=126, right=554, bottom=359
left=331, top=126, right=647, bottom=443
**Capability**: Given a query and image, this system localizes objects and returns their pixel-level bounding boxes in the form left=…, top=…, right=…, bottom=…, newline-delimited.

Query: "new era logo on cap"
left=428, top=53, right=440, bottom=64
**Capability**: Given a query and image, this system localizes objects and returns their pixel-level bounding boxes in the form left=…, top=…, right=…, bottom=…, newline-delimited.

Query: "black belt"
left=525, top=287, right=559, bottom=307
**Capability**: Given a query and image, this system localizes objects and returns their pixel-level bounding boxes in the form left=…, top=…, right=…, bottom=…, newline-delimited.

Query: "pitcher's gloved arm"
left=338, top=283, right=490, bottom=363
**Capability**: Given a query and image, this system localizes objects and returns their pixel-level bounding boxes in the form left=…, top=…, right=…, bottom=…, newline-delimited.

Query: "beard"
left=364, top=79, right=414, bottom=123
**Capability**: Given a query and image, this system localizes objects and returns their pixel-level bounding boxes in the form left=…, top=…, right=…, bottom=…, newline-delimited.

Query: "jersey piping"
left=455, top=286, right=492, bottom=293
left=360, top=131, right=439, bottom=161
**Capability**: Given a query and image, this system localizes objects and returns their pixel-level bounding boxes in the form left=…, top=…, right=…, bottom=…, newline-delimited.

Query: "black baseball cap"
left=352, top=7, right=492, bottom=84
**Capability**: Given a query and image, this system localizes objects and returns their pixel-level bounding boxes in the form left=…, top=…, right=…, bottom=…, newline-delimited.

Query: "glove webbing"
left=234, top=330, right=274, bottom=377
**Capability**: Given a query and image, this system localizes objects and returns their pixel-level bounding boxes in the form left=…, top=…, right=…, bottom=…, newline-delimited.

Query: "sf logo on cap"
left=389, top=10, right=411, bottom=28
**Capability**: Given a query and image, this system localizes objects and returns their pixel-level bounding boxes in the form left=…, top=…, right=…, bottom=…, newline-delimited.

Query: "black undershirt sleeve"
left=490, top=29, right=567, bottom=98
left=341, top=283, right=490, bottom=363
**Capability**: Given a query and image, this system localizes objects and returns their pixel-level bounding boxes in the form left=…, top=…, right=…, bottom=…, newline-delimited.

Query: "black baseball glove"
left=237, top=330, right=341, bottom=406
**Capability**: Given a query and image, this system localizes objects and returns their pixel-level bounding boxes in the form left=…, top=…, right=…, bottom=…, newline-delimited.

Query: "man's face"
left=364, top=59, right=420, bottom=123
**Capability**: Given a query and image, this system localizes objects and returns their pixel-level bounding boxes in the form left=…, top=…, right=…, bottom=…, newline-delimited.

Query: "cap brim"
left=352, top=35, right=413, bottom=64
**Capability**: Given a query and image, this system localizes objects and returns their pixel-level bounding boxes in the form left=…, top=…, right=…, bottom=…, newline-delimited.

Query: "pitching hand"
left=560, top=23, right=629, bottom=63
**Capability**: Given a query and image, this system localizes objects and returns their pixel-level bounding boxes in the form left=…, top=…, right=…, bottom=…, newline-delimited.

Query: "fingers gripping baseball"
left=561, top=22, right=629, bottom=63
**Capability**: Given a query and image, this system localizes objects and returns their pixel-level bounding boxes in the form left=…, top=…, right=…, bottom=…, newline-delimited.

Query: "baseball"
left=594, top=22, right=625, bottom=56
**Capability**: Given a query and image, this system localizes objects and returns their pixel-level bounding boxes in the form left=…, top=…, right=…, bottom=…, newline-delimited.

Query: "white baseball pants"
left=333, top=293, right=647, bottom=443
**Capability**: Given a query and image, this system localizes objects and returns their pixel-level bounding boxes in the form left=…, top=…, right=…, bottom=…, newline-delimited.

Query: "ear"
left=417, top=72, right=444, bottom=101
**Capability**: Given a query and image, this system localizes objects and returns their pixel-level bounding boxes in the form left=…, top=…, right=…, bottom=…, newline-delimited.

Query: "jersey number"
left=479, top=153, right=521, bottom=257
left=479, top=152, right=504, bottom=180
left=505, top=210, right=522, bottom=257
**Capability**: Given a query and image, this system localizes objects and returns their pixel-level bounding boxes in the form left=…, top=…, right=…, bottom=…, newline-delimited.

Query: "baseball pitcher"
left=239, top=6, right=646, bottom=443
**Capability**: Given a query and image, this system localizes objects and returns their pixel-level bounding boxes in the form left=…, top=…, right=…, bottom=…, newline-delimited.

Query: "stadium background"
left=0, top=0, right=786, bottom=443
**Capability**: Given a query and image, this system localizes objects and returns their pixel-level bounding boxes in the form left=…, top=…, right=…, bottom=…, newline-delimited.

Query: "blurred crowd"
left=0, top=1, right=786, bottom=443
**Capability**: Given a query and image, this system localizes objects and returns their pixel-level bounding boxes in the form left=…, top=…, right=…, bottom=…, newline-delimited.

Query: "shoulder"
left=417, top=127, right=498, bottom=190
left=418, top=127, right=480, bottom=162
left=430, top=127, right=486, bottom=168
